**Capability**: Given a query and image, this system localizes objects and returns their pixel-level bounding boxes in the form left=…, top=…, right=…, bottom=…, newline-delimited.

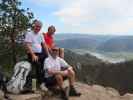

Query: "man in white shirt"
left=44, top=47, right=81, bottom=100
left=24, top=20, right=49, bottom=85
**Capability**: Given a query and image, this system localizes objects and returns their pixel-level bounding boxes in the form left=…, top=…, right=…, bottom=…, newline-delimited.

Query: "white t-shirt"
left=44, top=56, right=69, bottom=77
left=24, top=31, right=44, bottom=53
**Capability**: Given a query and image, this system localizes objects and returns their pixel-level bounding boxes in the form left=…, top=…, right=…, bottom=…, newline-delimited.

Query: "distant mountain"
left=55, top=34, right=113, bottom=50
left=56, top=38, right=99, bottom=50
left=55, top=34, right=133, bottom=52
left=98, top=36, right=133, bottom=52
left=55, top=33, right=112, bottom=41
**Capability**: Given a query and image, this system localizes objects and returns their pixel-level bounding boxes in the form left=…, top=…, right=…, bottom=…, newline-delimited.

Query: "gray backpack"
left=7, top=61, right=31, bottom=94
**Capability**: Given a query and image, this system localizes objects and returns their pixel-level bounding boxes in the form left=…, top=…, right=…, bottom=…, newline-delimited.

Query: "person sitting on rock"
left=43, top=47, right=81, bottom=99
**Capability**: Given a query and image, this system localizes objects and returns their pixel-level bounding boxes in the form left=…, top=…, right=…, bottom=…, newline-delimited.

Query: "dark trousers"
left=0, top=80, right=7, bottom=93
left=0, top=72, right=8, bottom=96
left=27, top=52, right=47, bottom=85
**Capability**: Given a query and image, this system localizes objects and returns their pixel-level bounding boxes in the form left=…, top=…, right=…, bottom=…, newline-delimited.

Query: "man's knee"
left=68, top=68, right=75, bottom=76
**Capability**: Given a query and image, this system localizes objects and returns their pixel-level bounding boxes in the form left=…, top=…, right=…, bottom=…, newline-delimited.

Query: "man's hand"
left=31, top=54, right=39, bottom=62
left=67, top=66, right=73, bottom=71
left=25, top=43, right=39, bottom=62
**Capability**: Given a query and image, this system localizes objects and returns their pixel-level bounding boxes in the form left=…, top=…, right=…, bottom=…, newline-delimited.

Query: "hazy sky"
left=22, top=0, right=133, bottom=35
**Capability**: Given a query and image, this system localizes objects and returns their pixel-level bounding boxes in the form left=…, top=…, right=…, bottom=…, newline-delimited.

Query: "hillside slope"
left=64, top=50, right=133, bottom=95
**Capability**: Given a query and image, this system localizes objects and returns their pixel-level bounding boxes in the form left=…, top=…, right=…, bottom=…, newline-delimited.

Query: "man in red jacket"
left=44, top=25, right=56, bottom=51
left=43, top=25, right=64, bottom=58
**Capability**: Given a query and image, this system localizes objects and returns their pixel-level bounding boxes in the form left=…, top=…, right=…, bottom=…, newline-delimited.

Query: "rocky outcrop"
left=7, top=82, right=133, bottom=100
left=9, top=93, right=41, bottom=100
left=70, top=83, right=133, bottom=100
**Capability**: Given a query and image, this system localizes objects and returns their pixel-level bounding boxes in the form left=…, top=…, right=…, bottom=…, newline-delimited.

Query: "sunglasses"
left=52, top=49, right=58, bottom=51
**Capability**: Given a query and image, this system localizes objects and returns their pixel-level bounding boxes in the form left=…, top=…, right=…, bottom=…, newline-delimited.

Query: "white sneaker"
left=40, top=83, right=48, bottom=92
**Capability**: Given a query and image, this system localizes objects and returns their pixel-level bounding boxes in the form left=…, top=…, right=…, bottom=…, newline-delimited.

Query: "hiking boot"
left=60, top=89, right=69, bottom=100
left=69, top=86, right=81, bottom=96
left=40, top=83, right=48, bottom=92
left=4, top=94, right=13, bottom=100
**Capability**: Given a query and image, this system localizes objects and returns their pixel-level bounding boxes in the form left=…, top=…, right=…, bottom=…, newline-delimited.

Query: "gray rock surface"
left=7, top=82, right=133, bottom=100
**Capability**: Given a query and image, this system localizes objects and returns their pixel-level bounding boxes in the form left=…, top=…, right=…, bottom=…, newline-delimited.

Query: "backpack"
left=7, top=61, right=31, bottom=94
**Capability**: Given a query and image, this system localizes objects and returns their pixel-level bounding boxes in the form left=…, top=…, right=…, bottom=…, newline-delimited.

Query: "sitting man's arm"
left=48, top=57, right=71, bottom=75
left=59, top=57, right=73, bottom=76
left=59, top=57, right=71, bottom=70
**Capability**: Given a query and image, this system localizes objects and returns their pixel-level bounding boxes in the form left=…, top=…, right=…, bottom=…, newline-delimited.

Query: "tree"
left=0, top=0, right=34, bottom=64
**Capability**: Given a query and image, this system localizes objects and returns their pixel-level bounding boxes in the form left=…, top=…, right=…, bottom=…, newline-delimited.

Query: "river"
left=72, top=49, right=125, bottom=63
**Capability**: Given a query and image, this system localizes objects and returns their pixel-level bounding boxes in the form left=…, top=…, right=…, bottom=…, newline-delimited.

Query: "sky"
left=22, top=0, right=133, bottom=35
